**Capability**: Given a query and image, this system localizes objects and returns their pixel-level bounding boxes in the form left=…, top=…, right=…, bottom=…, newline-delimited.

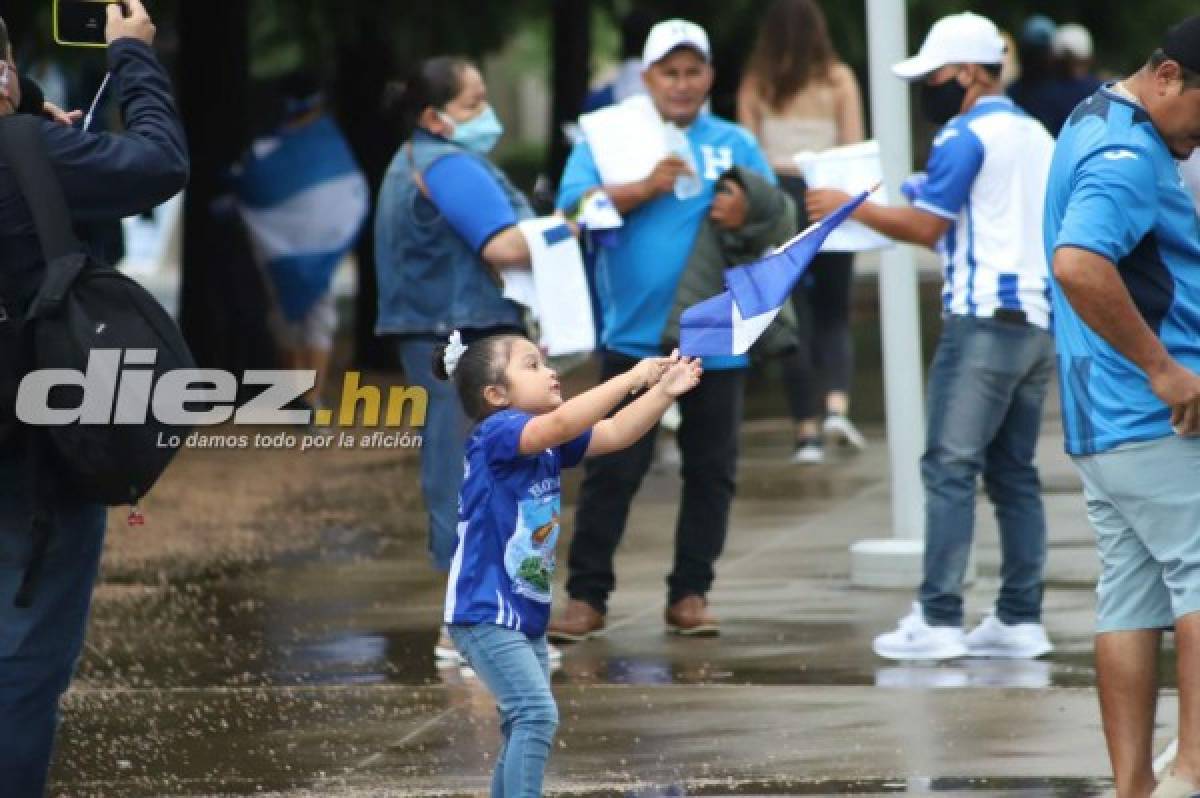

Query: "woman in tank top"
left=738, top=0, right=868, bottom=465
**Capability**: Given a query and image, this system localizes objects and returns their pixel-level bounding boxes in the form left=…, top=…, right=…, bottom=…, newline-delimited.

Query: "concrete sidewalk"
left=51, top=410, right=1169, bottom=796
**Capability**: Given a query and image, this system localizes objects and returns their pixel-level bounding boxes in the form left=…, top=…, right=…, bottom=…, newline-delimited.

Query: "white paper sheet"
left=794, top=140, right=893, bottom=253
left=1182, top=151, right=1200, bottom=214
left=503, top=218, right=596, bottom=357
left=578, top=94, right=668, bottom=185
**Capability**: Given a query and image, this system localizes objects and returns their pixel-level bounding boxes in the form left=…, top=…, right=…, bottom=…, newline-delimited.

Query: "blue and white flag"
left=679, top=190, right=870, bottom=357
left=232, top=115, right=369, bottom=321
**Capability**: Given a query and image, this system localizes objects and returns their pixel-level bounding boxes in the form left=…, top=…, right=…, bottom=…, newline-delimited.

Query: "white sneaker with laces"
left=965, top=614, right=1054, bottom=659
left=823, top=414, right=867, bottom=450
left=791, top=440, right=825, bottom=465
left=873, top=602, right=967, bottom=661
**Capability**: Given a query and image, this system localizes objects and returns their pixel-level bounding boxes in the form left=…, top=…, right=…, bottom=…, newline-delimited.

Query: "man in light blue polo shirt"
left=1045, top=16, right=1200, bottom=797
left=809, top=12, right=1057, bottom=662
left=549, top=19, right=774, bottom=639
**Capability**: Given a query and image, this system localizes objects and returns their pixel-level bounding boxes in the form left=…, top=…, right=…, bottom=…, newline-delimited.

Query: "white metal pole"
left=850, top=0, right=928, bottom=587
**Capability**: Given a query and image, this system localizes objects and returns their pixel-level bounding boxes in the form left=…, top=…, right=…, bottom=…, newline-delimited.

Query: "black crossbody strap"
left=0, top=115, right=82, bottom=263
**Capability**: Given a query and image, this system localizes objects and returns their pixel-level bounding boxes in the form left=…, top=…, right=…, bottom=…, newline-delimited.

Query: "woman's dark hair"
left=432, top=334, right=524, bottom=421
left=745, top=0, right=839, bottom=111
left=382, top=56, right=471, bottom=140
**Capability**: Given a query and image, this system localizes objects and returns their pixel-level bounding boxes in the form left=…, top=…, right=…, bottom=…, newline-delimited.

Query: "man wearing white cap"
left=1048, top=23, right=1104, bottom=135
left=551, top=18, right=774, bottom=639
left=808, top=12, right=1057, bottom=661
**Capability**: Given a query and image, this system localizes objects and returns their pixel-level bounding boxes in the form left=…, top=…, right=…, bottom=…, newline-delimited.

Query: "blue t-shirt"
left=424, top=153, right=517, bottom=253
left=1044, top=86, right=1200, bottom=456
left=443, top=410, right=592, bottom=637
left=557, top=113, right=774, bottom=369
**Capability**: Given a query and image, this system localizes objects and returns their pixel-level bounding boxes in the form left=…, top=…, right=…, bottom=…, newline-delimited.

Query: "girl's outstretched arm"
left=585, top=358, right=703, bottom=458
left=518, top=355, right=674, bottom=455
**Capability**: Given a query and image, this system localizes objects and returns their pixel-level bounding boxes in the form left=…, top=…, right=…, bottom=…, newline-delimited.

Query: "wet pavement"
left=48, top=406, right=1177, bottom=796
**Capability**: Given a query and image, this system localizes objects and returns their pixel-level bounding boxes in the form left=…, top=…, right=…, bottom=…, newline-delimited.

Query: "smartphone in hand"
left=53, top=0, right=128, bottom=48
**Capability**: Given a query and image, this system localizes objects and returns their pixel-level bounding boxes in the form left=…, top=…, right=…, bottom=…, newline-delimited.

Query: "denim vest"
left=374, top=130, right=532, bottom=336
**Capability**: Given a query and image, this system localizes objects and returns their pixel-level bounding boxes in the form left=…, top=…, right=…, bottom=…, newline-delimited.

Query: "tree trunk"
left=333, top=22, right=396, bottom=370
left=177, top=0, right=275, bottom=377
left=549, top=0, right=591, bottom=182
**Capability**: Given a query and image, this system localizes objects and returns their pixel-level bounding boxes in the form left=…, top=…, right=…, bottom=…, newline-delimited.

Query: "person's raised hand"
left=107, top=0, right=156, bottom=47
left=658, top=357, right=702, bottom=398
left=644, top=155, right=692, bottom=197
left=805, top=187, right=851, bottom=222
left=710, top=178, right=749, bottom=230
left=1148, top=358, right=1200, bottom=436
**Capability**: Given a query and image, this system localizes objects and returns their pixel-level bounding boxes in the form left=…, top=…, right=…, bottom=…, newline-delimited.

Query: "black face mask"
left=920, top=77, right=967, bottom=126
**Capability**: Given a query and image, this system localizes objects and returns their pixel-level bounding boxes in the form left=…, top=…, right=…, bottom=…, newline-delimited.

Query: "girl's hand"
left=629, top=350, right=679, bottom=393
left=658, top=357, right=702, bottom=398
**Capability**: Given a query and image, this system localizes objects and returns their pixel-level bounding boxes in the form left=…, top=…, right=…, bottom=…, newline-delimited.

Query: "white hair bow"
left=443, top=330, right=467, bottom=377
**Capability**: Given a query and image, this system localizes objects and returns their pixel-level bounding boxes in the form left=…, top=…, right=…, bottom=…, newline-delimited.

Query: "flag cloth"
left=679, top=190, right=870, bottom=357
left=232, top=115, right=369, bottom=321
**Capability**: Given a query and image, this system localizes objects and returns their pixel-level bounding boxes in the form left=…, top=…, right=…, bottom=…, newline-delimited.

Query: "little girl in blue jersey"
left=434, top=330, right=701, bottom=797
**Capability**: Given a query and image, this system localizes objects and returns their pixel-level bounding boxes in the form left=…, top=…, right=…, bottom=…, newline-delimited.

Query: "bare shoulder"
left=830, top=62, right=859, bottom=90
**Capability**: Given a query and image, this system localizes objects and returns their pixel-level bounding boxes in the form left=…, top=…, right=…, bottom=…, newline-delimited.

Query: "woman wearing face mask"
left=376, top=56, right=560, bottom=665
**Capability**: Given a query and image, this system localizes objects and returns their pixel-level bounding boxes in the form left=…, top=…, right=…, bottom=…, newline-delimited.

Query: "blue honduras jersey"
left=1044, top=85, right=1200, bottom=456
left=557, top=113, right=774, bottom=370
left=910, top=97, right=1055, bottom=329
left=444, top=411, right=591, bottom=637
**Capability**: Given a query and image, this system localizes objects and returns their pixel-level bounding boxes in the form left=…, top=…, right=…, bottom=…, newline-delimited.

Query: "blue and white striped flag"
left=232, top=115, right=369, bottom=321
left=679, top=189, right=870, bottom=357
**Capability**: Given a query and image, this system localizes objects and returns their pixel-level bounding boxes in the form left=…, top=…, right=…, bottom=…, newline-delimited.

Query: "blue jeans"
left=0, top=443, right=107, bottom=797
left=448, top=624, right=556, bottom=798
left=398, top=337, right=470, bottom=572
left=919, top=315, right=1054, bottom=627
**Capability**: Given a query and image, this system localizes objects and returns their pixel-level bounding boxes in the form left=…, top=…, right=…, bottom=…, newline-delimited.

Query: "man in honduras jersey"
left=1043, top=15, right=1200, bottom=797
left=808, top=13, right=1057, bottom=664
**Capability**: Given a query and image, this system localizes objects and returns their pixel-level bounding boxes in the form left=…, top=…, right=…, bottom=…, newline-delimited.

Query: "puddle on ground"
left=80, top=526, right=1124, bottom=692
left=603, top=777, right=1112, bottom=796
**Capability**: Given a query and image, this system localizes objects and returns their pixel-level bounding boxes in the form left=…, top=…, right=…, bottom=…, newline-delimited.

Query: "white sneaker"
left=434, top=625, right=464, bottom=666
left=965, top=614, right=1054, bottom=659
left=546, top=643, right=563, bottom=665
left=791, top=440, right=825, bottom=465
left=873, top=603, right=967, bottom=661
left=660, top=402, right=682, bottom=432
left=823, top=414, right=867, bottom=451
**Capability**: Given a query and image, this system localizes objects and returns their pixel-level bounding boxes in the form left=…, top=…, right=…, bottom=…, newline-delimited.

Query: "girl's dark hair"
left=382, top=56, right=472, bottom=140
left=432, top=334, right=524, bottom=421
left=745, top=0, right=839, bottom=111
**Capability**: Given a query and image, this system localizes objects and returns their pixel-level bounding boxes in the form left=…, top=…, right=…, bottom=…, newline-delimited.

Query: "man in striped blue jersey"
left=808, top=12, right=1056, bottom=661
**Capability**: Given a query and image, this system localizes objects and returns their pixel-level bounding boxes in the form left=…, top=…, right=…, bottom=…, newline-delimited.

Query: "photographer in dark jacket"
left=0, top=2, right=188, bottom=794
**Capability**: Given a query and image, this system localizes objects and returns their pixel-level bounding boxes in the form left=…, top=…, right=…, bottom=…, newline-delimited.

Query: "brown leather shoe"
left=547, top=599, right=606, bottom=643
left=665, top=595, right=720, bottom=636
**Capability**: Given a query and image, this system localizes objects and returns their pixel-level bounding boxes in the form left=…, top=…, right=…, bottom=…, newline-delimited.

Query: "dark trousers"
left=776, top=174, right=856, bottom=422
left=0, top=441, right=107, bottom=797
left=566, top=352, right=745, bottom=614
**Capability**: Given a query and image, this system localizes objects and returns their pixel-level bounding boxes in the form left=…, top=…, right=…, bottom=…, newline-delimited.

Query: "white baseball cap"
left=892, top=12, right=1007, bottom=81
left=1053, top=23, right=1094, bottom=60
left=642, top=19, right=710, bottom=69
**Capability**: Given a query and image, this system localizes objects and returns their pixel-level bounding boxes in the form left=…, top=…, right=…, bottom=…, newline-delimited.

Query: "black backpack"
left=0, top=115, right=195, bottom=604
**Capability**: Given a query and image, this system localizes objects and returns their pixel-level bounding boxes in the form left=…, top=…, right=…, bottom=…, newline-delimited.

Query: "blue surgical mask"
left=441, top=105, right=504, bottom=154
